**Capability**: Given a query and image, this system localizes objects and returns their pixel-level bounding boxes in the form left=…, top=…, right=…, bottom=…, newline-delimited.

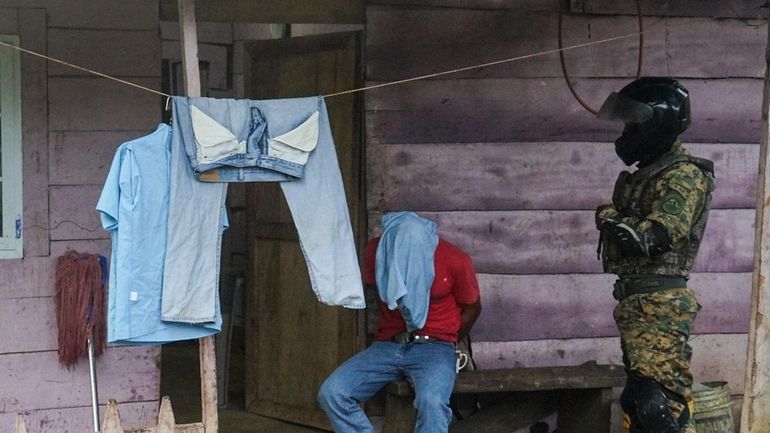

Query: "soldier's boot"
left=622, top=374, right=686, bottom=433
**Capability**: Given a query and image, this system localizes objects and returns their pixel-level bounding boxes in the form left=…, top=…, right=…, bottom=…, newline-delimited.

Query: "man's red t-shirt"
left=363, top=237, right=480, bottom=343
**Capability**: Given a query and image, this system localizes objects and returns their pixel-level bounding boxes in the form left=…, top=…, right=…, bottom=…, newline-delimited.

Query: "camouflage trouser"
left=614, top=287, right=701, bottom=432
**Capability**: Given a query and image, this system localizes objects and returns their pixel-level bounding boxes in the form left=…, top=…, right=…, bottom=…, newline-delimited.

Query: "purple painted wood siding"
left=366, top=8, right=766, bottom=80
left=0, top=3, right=163, bottom=431
left=0, top=347, right=160, bottom=413
left=472, top=273, right=751, bottom=342
left=0, top=402, right=158, bottom=433
left=47, top=29, right=160, bottom=77
left=49, top=185, right=108, bottom=240
left=471, top=334, right=747, bottom=392
left=364, top=1, right=759, bottom=382
left=367, top=142, right=757, bottom=211
left=365, top=78, right=763, bottom=144
left=368, top=0, right=555, bottom=11
left=48, top=77, right=161, bottom=131
left=370, top=0, right=767, bottom=18
left=569, top=0, right=767, bottom=18
left=19, top=8, right=49, bottom=257
left=49, top=131, right=149, bottom=185
left=368, top=209, right=754, bottom=274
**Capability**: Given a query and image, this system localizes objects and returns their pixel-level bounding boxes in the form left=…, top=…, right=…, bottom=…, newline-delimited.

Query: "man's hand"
left=595, top=204, right=619, bottom=230
left=457, top=299, right=482, bottom=341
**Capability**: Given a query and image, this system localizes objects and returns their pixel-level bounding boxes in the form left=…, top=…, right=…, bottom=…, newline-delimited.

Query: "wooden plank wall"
left=0, top=1, right=163, bottom=431
left=364, top=0, right=767, bottom=395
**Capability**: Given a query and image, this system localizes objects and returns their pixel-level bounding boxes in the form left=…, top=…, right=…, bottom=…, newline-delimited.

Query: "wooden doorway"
left=242, top=32, right=365, bottom=430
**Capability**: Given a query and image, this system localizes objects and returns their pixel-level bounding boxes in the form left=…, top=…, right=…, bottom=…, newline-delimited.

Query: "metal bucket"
left=692, top=381, right=734, bottom=433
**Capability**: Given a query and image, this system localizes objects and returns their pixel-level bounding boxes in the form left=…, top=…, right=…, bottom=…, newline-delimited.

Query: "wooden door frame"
left=241, top=30, right=368, bottom=429
left=244, top=29, right=368, bottom=352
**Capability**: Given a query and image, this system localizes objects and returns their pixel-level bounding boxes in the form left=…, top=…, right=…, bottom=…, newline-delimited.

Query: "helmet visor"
left=597, top=92, right=654, bottom=123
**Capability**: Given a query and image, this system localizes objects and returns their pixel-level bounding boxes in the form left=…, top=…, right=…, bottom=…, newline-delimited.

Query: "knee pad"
left=626, top=374, right=683, bottom=433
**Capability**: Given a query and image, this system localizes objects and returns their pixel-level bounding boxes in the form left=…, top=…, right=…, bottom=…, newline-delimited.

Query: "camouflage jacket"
left=597, top=142, right=715, bottom=277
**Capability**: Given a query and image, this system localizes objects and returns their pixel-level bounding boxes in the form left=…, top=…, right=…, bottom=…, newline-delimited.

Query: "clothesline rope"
left=323, top=30, right=648, bottom=97
left=0, top=28, right=647, bottom=99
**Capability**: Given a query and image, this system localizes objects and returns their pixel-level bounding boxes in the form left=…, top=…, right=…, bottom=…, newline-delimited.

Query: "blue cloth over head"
left=375, top=212, right=439, bottom=331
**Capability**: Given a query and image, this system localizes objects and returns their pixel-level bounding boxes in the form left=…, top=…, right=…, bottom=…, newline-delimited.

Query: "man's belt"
left=613, top=277, right=688, bottom=301
left=389, top=331, right=442, bottom=344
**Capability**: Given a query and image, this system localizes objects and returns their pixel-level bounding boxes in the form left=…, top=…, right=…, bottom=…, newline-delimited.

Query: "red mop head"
left=54, top=250, right=107, bottom=367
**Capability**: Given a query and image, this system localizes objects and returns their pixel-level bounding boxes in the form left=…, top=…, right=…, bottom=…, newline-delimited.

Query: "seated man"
left=318, top=212, right=482, bottom=433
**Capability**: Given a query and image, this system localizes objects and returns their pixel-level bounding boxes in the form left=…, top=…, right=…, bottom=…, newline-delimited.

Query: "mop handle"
left=87, top=336, right=100, bottom=432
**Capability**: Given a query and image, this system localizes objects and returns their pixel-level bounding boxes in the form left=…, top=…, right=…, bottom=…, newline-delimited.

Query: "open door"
left=243, top=32, right=365, bottom=429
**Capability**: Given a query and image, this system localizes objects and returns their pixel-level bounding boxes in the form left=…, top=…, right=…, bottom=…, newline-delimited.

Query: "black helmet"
left=598, top=77, right=690, bottom=166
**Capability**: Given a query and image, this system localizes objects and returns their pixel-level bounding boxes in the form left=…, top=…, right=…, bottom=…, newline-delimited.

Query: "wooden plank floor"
left=218, top=408, right=330, bottom=433
left=161, top=341, right=330, bottom=433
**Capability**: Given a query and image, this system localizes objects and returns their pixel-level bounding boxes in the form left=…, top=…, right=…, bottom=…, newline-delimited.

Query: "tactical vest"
left=601, top=152, right=715, bottom=277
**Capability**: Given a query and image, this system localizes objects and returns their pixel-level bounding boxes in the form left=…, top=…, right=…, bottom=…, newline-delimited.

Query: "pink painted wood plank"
left=161, top=21, right=235, bottom=45
left=369, top=0, right=765, bottom=17
left=471, top=333, right=747, bottom=393
left=367, top=142, right=757, bottom=211
left=0, top=346, right=160, bottom=413
left=0, top=2, right=158, bottom=27
left=368, top=209, right=754, bottom=274
left=472, top=272, right=751, bottom=342
left=49, top=131, right=151, bottom=185
left=0, top=245, right=109, bottom=300
left=46, top=0, right=160, bottom=30
left=0, top=401, right=159, bottom=433
left=0, top=298, right=57, bottom=353
left=368, top=0, right=554, bottom=10
left=50, top=239, right=111, bottom=260
left=0, top=257, right=55, bottom=300
left=0, top=8, right=18, bottom=32
left=364, top=78, right=763, bottom=144
left=366, top=9, right=765, bottom=80
left=570, top=0, right=767, bottom=18
left=20, top=8, right=49, bottom=257
left=48, top=77, right=161, bottom=131
left=47, top=29, right=160, bottom=77
left=49, top=185, right=107, bottom=241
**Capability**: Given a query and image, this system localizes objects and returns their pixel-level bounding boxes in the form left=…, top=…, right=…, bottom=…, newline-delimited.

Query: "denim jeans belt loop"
left=613, top=276, right=688, bottom=301
left=390, top=331, right=439, bottom=344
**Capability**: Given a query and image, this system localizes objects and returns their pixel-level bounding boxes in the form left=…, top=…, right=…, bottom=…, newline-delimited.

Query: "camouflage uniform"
left=596, top=141, right=714, bottom=432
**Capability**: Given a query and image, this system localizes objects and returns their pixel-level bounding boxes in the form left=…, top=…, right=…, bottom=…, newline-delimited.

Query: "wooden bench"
left=383, top=362, right=626, bottom=433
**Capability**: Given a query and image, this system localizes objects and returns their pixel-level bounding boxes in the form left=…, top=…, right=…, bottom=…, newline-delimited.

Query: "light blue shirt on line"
left=96, top=123, right=224, bottom=344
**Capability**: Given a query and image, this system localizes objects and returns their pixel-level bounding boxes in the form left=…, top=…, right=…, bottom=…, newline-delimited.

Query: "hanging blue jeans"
left=318, top=341, right=456, bottom=433
left=170, top=96, right=365, bottom=311
left=164, top=101, right=229, bottom=323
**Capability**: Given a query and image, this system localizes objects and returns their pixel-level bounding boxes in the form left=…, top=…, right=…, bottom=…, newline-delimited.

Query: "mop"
left=55, top=249, right=108, bottom=432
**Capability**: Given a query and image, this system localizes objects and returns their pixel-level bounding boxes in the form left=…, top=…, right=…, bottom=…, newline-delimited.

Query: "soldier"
left=595, top=77, right=715, bottom=433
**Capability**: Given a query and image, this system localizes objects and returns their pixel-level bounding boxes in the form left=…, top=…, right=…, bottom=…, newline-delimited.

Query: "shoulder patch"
left=661, top=191, right=685, bottom=215
left=668, top=181, right=691, bottom=198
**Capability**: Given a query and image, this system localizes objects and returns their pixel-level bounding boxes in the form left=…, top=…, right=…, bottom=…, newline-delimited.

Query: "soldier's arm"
left=646, top=164, right=709, bottom=244
left=600, top=163, right=709, bottom=257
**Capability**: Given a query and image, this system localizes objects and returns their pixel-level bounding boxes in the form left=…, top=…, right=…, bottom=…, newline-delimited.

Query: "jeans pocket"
left=190, top=105, right=246, bottom=163
left=266, top=110, right=319, bottom=165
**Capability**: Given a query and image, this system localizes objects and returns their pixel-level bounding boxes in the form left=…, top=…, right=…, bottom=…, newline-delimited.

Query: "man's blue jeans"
left=318, top=341, right=456, bottom=433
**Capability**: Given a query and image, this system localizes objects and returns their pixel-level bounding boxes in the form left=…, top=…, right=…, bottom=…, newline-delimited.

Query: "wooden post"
left=14, top=414, right=29, bottom=433
left=741, top=19, right=770, bottom=433
left=102, top=400, right=125, bottom=433
left=176, top=1, right=219, bottom=432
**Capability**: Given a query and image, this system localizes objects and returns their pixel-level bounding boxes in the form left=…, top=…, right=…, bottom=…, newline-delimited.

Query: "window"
left=0, top=35, right=22, bottom=259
